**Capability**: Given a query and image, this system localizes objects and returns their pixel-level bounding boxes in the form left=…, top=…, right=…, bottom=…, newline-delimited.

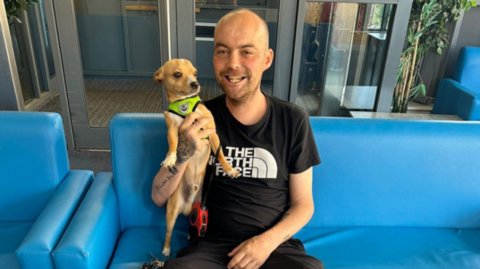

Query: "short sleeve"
left=288, top=112, right=321, bottom=174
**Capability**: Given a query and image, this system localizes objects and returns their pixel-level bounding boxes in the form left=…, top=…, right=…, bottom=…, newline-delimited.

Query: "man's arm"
left=227, top=168, right=314, bottom=269
left=151, top=112, right=216, bottom=207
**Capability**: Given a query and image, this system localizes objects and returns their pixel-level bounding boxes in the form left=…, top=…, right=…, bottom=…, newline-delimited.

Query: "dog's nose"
left=191, top=82, right=199, bottom=90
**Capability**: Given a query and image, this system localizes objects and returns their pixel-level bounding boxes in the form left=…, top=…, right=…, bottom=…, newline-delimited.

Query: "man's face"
left=213, top=13, right=273, bottom=104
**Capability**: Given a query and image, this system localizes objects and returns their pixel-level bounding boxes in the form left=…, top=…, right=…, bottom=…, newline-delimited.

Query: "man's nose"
left=190, top=82, right=199, bottom=90
left=226, top=52, right=241, bottom=70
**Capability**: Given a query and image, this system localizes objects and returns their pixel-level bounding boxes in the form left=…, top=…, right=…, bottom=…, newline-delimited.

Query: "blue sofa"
left=54, top=114, right=480, bottom=269
left=0, top=112, right=94, bottom=269
left=432, top=46, right=480, bottom=120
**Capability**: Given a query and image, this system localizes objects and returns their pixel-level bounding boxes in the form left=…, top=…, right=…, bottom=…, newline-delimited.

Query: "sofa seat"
left=0, top=222, right=34, bottom=269
left=296, top=227, right=480, bottom=269
left=109, top=227, right=189, bottom=269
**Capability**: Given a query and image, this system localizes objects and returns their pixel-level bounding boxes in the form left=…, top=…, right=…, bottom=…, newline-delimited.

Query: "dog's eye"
left=194, top=72, right=198, bottom=77
left=174, top=72, right=182, bottom=78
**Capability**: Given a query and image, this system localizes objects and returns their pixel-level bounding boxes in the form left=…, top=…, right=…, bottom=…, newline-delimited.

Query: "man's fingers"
left=228, top=242, right=244, bottom=257
left=189, top=117, right=212, bottom=132
left=236, top=257, right=254, bottom=269
left=180, top=111, right=202, bottom=128
left=197, top=138, right=210, bottom=150
left=196, top=128, right=216, bottom=139
left=228, top=253, right=246, bottom=269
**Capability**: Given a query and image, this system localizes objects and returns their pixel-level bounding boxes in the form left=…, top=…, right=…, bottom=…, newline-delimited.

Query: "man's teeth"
left=228, top=77, right=242, bottom=83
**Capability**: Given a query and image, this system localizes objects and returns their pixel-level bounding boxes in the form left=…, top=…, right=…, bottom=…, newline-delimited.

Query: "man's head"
left=213, top=9, right=274, bottom=105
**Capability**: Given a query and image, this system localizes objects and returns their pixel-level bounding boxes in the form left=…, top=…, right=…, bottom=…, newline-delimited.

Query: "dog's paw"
left=226, top=168, right=241, bottom=178
left=161, top=153, right=177, bottom=168
left=162, top=247, right=171, bottom=257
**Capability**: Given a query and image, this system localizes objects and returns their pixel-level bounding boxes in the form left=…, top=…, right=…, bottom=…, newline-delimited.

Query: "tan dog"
left=153, top=59, right=240, bottom=256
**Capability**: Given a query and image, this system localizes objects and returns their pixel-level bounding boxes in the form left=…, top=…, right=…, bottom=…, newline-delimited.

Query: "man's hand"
left=227, top=235, right=275, bottom=269
left=176, top=112, right=214, bottom=165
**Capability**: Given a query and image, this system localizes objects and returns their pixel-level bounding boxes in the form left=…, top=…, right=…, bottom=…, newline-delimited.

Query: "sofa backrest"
left=453, top=46, right=480, bottom=92
left=110, top=114, right=189, bottom=230
left=0, top=112, right=69, bottom=222
left=308, top=118, right=480, bottom=229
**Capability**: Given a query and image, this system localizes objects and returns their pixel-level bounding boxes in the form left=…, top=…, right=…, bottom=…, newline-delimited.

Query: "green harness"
left=167, top=95, right=208, bottom=139
left=167, top=95, right=203, bottom=118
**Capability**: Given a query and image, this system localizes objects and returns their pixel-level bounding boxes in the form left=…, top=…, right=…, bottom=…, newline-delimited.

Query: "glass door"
left=52, top=0, right=168, bottom=149
left=291, top=0, right=412, bottom=116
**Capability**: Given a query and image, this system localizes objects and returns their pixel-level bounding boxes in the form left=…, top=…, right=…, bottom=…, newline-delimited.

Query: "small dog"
left=153, top=59, right=240, bottom=256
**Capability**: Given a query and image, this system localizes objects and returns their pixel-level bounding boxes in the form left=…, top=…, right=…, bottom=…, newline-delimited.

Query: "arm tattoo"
left=176, top=129, right=196, bottom=165
left=279, top=212, right=291, bottom=223
left=155, top=166, right=179, bottom=192
left=283, top=234, right=292, bottom=242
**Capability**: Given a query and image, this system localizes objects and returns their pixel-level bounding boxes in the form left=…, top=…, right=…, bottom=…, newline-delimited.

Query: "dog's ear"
left=153, top=67, right=164, bottom=84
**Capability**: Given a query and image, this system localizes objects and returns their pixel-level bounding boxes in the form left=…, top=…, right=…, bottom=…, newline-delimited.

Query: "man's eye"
left=217, top=50, right=226, bottom=55
left=243, top=51, right=252, bottom=55
left=174, top=72, right=182, bottom=78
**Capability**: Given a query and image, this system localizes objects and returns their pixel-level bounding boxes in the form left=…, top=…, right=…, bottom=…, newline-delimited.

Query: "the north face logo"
left=210, top=147, right=278, bottom=178
left=179, top=103, right=189, bottom=114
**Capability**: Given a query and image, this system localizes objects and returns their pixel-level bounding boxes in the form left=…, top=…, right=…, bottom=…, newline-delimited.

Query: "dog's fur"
left=153, top=59, right=240, bottom=256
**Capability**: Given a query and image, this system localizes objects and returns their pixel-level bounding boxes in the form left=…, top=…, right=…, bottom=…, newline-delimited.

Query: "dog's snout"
left=190, top=82, right=199, bottom=90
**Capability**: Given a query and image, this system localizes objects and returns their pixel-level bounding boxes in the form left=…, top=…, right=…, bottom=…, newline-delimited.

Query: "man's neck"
left=226, top=89, right=267, bottom=126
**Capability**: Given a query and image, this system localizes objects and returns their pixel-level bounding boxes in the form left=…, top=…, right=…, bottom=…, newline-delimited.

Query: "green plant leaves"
left=4, top=0, right=37, bottom=22
left=394, top=0, right=475, bottom=112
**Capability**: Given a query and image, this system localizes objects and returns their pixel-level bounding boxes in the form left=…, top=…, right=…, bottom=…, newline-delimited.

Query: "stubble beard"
left=218, top=71, right=261, bottom=106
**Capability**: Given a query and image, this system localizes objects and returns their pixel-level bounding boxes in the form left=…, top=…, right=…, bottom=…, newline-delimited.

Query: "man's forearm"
left=151, top=162, right=188, bottom=207
left=260, top=202, right=314, bottom=248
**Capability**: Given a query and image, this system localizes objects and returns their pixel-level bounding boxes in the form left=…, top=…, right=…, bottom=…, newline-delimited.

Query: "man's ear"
left=153, top=67, right=164, bottom=84
left=263, top=49, right=274, bottom=71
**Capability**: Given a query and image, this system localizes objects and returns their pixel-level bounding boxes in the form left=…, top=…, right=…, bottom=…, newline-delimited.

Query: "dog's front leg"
left=162, top=112, right=179, bottom=168
left=209, top=133, right=240, bottom=178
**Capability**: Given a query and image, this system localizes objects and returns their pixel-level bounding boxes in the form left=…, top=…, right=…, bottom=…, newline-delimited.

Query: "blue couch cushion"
left=0, top=112, right=69, bottom=222
left=109, top=227, right=189, bottom=269
left=309, top=118, right=480, bottom=228
left=453, top=47, right=480, bottom=92
left=0, top=222, right=34, bottom=269
left=110, top=114, right=191, bottom=230
left=296, top=227, right=480, bottom=269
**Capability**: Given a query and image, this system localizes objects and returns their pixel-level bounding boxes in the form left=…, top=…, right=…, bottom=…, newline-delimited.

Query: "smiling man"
left=153, top=8, right=323, bottom=269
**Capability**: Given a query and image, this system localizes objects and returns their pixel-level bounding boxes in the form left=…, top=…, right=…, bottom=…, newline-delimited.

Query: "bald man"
left=152, top=9, right=323, bottom=269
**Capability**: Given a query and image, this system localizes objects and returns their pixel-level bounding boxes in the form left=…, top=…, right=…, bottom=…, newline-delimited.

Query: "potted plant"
left=393, top=0, right=476, bottom=113
left=4, top=0, right=38, bottom=23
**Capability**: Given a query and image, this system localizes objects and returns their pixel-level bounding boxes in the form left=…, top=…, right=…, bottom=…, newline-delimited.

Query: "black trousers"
left=163, top=238, right=324, bottom=269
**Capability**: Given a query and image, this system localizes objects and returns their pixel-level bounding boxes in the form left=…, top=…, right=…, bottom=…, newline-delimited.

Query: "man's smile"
left=225, top=75, right=247, bottom=84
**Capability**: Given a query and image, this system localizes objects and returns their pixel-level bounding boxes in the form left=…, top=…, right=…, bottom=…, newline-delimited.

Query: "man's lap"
left=163, top=238, right=323, bottom=269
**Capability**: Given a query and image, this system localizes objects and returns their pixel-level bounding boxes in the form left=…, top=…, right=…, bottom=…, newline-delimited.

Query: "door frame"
left=50, top=0, right=172, bottom=149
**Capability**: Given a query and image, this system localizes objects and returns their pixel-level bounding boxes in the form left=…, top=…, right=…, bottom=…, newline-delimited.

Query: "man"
left=151, top=9, right=323, bottom=269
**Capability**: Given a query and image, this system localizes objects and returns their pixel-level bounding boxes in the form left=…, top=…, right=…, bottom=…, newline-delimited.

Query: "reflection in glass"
left=194, top=0, right=279, bottom=100
left=74, top=0, right=163, bottom=127
left=9, top=21, right=36, bottom=103
left=297, top=2, right=393, bottom=116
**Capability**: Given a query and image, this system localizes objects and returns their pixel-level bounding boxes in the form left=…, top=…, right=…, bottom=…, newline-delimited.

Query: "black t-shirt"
left=201, top=93, right=321, bottom=242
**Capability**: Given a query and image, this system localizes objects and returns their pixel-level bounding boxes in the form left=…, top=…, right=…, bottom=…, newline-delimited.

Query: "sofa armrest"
left=432, top=79, right=480, bottom=120
left=16, top=170, right=94, bottom=269
left=52, top=172, right=121, bottom=269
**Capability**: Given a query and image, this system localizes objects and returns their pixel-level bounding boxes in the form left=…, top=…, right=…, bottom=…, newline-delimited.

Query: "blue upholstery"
left=109, top=227, right=188, bottom=269
left=308, top=118, right=480, bottom=228
left=432, top=47, right=480, bottom=120
left=0, top=222, right=33, bottom=269
left=0, top=112, right=93, bottom=269
left=53, top=173, right=121, bottom=269
left=53, top=114, right=189, bottom=269
left=54, top=114, right=480, bottom=269
left=297, top=227, right=480, bottom=269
